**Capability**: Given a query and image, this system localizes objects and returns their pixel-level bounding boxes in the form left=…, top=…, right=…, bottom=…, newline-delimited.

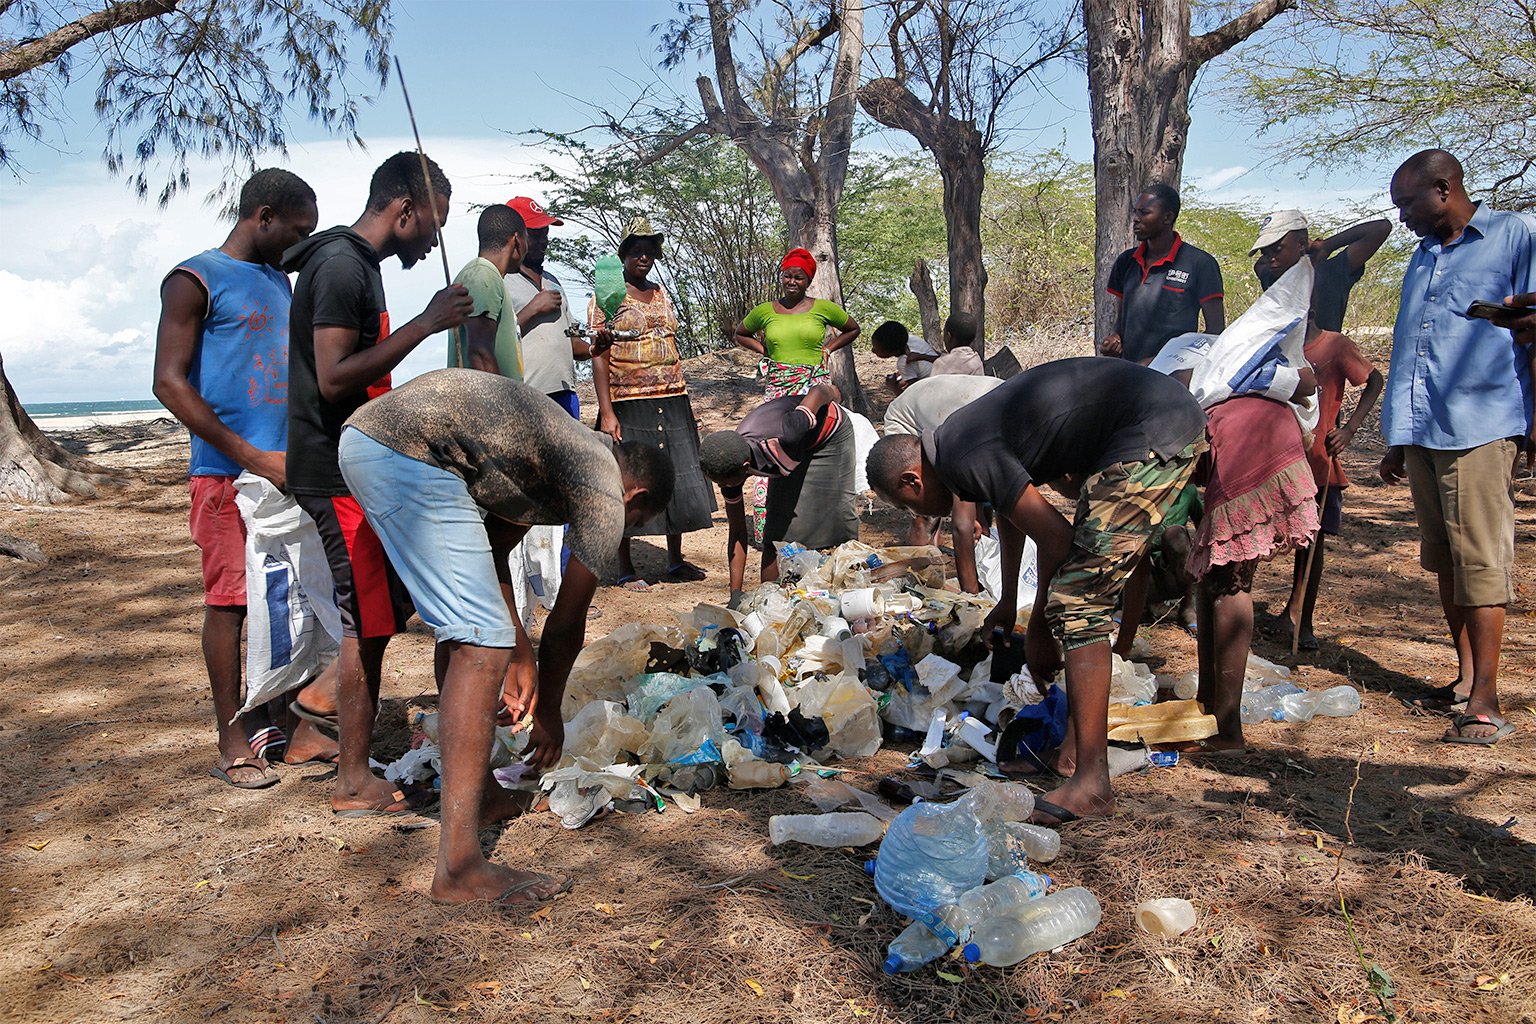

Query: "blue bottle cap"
left=881, top=955, right=902, bottom=974
left=962, top=943, right=981, bottom=963
left=863, top=859, right=878, bottom=876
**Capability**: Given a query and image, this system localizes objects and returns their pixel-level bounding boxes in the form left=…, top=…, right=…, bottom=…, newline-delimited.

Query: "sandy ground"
left=3, top=343, right=1535, bottom=1024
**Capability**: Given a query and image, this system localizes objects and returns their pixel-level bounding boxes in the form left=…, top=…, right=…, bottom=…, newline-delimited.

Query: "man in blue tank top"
left=153, top=168, right=334, bottom=789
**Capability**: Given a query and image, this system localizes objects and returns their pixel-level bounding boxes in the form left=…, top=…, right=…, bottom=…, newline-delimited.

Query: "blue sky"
left=0, top=0, right=1400, bottom=403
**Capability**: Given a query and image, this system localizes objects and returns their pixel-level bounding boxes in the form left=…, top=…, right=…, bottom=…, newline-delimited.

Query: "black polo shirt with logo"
left=1106, top=233, right=1224, bottom=364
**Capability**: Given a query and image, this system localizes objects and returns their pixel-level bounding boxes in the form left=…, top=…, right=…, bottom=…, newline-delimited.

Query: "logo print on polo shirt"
left=1166, top=269, right=1190, bottom=285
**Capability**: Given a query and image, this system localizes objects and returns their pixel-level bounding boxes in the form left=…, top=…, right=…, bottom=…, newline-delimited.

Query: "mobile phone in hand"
left=1466, top=300, right=1527, bottom=320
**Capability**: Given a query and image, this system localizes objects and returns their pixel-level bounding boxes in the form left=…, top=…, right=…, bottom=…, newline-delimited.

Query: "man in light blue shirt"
left=1378, top=149, right=1536, bottom=745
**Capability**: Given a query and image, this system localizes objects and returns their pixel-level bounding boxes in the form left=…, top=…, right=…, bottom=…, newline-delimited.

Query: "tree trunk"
left=693, top=0, right=869, bottom=413
left=0, top=351, right=126, bottom=505
left=859, top=76, right=989, bottom=353
left=908, top=258, right=942, bottom=348
left=1084, top=0, right=1297, bottom=343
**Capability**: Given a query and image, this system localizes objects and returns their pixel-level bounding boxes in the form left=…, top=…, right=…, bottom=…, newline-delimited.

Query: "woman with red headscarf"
left=734, top=249, right=861, bottom=397
left=731, top=249, right=861, bottom=544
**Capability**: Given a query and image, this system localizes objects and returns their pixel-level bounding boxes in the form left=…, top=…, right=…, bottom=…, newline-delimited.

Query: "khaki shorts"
left=1045, top=438, right=1206, bottom=650
left=1404, top=439, right=1517, bottom=607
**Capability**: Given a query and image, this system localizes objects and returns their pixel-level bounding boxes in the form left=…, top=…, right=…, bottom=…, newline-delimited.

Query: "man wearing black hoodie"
left=284, top=151, right=473, bottom=817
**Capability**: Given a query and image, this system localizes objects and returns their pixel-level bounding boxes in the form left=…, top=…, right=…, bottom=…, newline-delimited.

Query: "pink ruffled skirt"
left=1189, top=395, right=1320, bottom=580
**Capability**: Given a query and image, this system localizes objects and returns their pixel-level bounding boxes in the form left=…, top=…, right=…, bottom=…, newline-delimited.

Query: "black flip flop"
left=1030, top=798, right=1082, bottom=826
left=1409, top=683, right=1470, bottom=711
left=291, top=700, right=340, bottom=732
left=1443, top=713, right=1517, bottom=745
left=210, top=757, right=280, bottom=790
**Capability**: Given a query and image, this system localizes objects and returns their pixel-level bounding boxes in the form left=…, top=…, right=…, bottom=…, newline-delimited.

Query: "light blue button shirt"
left=1383, top=203, right=1536, bottom=450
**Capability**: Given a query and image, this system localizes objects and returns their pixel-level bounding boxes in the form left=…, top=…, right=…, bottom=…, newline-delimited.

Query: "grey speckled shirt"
left=345, top=369, right=625, bottom=576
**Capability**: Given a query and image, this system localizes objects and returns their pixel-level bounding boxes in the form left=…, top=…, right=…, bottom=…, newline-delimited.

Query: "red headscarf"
left=780, top=248, right=817, bottom=280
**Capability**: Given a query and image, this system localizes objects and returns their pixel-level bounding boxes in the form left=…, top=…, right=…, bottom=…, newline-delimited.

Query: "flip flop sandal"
left=1410, top=683, right=1471, bottom=710
left=666, top=562, right=707, bottom=581
left=210, top=757, right=280, bottom=790
left=1030, top=798, right=1082, bottom=826
left=616, top=575, right=652, bottom=592
left=333, top=788, right=438, bottom=818
left=1186, top=740, right=1252, bottom=757
left=1443, top=713, right=1517, bottom=745
left=291, top=700, right=340, bottom=733
left=248, top=725, right=287, bottom=761
left=434, top=871, right=575, bottom=910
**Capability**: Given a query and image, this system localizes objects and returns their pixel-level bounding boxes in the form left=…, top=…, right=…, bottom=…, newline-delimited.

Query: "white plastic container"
left=768, top=812, right=886, bottom=847
left=821, top=615, right=853, bottom=641
left=955, top=713, right=998, bottom=762
left=919, top=708, right=947, bottom=757
left=757, top=661, right=792, bottom=716
left=841, top=587, right=885, bottom=619
left=1134, top=897, right=1197, bottom=937
left=962, top=887, right=1103, bottom=966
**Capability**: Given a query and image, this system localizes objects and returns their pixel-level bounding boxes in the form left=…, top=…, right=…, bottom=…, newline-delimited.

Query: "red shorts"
left=189, top=475, right=247, bottom=606
left=295, top=492, right=412, bottom=639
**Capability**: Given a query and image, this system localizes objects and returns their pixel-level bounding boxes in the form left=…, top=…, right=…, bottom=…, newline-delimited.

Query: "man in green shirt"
left=448, top=205, right=527, bottom=378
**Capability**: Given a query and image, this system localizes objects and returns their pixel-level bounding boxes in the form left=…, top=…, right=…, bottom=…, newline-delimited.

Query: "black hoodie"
left=283, top=226, right=391, bottom=497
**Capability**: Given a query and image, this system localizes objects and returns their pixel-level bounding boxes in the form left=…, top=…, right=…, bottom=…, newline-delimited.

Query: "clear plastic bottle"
left=874, top=800, right=988, bottom=941
left=1239, top=681, right=1305, bottom=724
left=980, top=818, right=1059, bottom=877
left=1280, top=685, right=1362, bottom=722
left=768, top=812, right=886, bottom=847
left=954, top=871, right=1053, bottom=927
left=729, top=761, right=792, bottom=789
left=961, top=887, right=1103, bottom=966
left=1003, top=821, right=1061, bottom=864
left=963, top=780, right=1036, bottom=823
left=882, top=919, right=952, bottom=974
left=918, top=707, right=947, bottom=757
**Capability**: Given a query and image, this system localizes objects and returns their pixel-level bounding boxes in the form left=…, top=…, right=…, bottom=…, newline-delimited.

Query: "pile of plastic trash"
left=764, top=778, right=1100, bottom=972
left=380, top=539, right=1362, bottom=825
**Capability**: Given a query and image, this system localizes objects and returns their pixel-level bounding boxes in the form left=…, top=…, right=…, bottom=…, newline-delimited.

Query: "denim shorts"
left=337, top=427, right=518, bottom=648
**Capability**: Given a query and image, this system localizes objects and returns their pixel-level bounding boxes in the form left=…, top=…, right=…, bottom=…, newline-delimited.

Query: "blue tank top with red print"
left=169, top=248, right=293, bottom=476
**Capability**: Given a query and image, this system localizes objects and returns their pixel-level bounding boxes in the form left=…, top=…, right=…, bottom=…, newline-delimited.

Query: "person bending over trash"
left=337, top=369, right=673, bottom=906
left=698, top=383, right=859, bottom=609
left=865, top=358, right=1207, bottom=825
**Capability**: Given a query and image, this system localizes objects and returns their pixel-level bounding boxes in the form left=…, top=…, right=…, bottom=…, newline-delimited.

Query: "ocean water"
left=26, top=399, right=168, bottom=421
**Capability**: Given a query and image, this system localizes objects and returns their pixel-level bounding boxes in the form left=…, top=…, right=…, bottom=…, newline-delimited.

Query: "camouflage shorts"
left=1045, top=438, right=1207, bottom=650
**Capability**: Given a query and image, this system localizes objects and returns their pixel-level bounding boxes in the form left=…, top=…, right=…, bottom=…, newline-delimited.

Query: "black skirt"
left=764, top=416, right=859, bottom=549
left=613, top=393, right=717, bottom=537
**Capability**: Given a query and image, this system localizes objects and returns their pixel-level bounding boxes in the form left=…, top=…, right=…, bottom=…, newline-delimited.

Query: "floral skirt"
left=1189, top=396, right=1320, bottom=580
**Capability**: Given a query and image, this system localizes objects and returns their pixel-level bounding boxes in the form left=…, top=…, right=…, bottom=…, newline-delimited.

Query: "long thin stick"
left=394, top=56, right=460, bottom=365
left=1293, top=528, right=1320, bottom=655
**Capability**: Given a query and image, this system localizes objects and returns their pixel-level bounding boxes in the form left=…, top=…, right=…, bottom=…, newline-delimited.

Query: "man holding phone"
left=1378, top=149, right=1536, bottom=744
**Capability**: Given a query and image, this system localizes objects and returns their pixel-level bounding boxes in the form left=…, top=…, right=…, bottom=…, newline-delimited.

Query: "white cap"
left=1249, top=209, right=1309, bottom=255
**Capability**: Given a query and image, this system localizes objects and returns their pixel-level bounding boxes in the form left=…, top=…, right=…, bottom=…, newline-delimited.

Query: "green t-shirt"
left=448, top=256, right=523, bottom=380
left=741, top=298, right=851, bottom=367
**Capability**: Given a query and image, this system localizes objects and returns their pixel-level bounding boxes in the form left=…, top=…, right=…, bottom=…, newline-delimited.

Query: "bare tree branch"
left=0, top=0, right=178, bottom=81
left=1188, top=0, right=1297, bottom=66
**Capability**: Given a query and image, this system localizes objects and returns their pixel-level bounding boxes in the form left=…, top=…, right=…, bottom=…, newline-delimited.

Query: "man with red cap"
left=505, top=196, right=603, bottom=418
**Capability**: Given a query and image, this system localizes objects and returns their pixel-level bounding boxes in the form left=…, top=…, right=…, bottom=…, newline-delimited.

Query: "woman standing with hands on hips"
left=589, top=217, right=716, bottom=590
left=733, top=248, right=861, bottom=543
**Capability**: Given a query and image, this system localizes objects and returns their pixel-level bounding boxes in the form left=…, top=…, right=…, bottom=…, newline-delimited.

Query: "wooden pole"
left=1292, top=529, right=1320, bottom=656
left=394, top=56, right=460, bottom=365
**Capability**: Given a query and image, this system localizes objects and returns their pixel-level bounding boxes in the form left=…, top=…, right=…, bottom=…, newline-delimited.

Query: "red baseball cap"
left=505, top=196, right=563, bottom=229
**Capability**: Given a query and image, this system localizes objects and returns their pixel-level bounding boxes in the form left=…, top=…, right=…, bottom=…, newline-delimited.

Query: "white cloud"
left=0, top=137, right=584, bottom=403
left=1195, top=165, right=1249, bottom=191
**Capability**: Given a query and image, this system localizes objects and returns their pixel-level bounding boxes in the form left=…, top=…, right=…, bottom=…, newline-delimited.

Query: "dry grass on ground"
left=2, top=338, right=1534, bottom=1023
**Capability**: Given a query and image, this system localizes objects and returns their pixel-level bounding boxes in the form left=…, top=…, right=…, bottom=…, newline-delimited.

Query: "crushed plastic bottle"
left=1239, top=681, right=1305, bottom=724
left=918, top=707, right=947, bottom=757
left=768, top=812, right=886, bottom=847
left=874, top=800, right=988, bottom=942
left=962, top=887, right=1103, bottom=966
left=728, top=761, right=793, bottom=789
left=954, top=871, right=1053, bottom=928
left=999, top=820, right=1061, bottom=864
left=1280, top=685, right=1362, bottom=722
left=882, top=919, right=952, bottom=974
